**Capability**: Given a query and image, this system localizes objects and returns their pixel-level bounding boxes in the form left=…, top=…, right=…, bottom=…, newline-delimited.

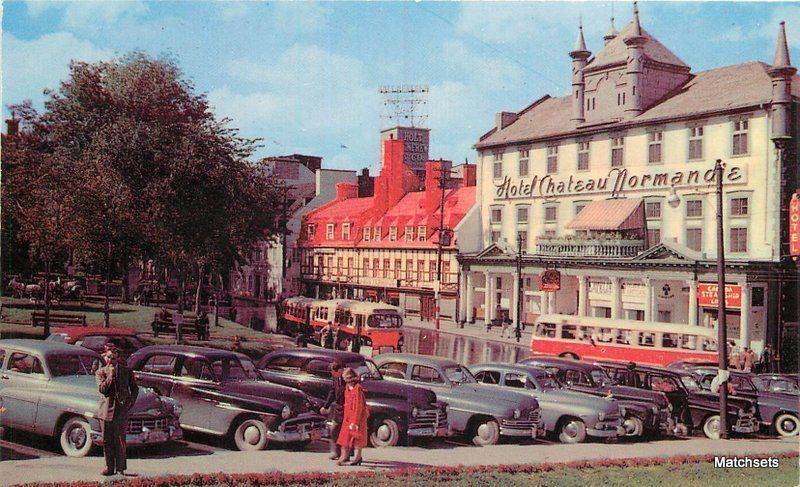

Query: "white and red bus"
left=530, top=314, right=718, bottom=366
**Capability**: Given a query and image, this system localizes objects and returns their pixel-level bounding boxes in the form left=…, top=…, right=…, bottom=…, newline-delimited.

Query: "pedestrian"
left=320, top=323, right=333, bottom=349
left=759, top=344, right=772, bottom=373
left=741, top=347, right=755, bottom=373
left=337, top=368, right=368, bottom=466
left=728, top=341, right=741, bottom=370
left=500, top=313, right=512, bottom=338
left=320, top=363, right=347, bottom=461
left=173, top=310, right=184, bottom=343
left=196, top=310, right=210, bottom=341
left=95, top=344, right=139, bottom=477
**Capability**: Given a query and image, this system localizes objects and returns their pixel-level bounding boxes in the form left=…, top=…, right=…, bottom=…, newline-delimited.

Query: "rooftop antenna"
left=379, top=84, right=429, bottom=128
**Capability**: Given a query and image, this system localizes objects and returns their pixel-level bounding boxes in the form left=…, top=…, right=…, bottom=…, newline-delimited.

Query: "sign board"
left=538, top=270, right=561, bottom=292
left=697, top=283, right=742, bottom=309
left=381, top=127, right=430, bottom=171
left=790, top=193, right=800, bottom=261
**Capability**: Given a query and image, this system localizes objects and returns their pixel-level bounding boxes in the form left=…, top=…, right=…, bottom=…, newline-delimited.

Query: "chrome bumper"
left=266, top=428, right=324, bottom=442
left=499, top=420, right=538, bottom=438
left=732, top=415, right=759, bottom=434
left=92, top=425, right=183, bottom=446
left=271, top=413, right=327, bottom=443
left=588, top=418, right=624, bottom=438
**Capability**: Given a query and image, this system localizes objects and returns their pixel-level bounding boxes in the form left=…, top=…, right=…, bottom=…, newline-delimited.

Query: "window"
left=140, top=354, right=177, bottom=375
left=265, top=355, right=305, bottom=372
left=442, top=261, right=450, bottom=282
left=686, top=228, right=703, bottom=251
left=731, top=197, right=749, bottom=216
left=689, top=126, right=704, bottom=160
left=490, top=207, right=502, bottom=224
left=411, top=365, right=443, bottom=384
left=686, top=200, right=703, bottom=218
left=732, top=119, right=749, bottom=155
left=730, top=227, right=748, bottom=253
left=388, top=226, right=397, bottom=241
left=611, top=137, right=624, bottom=167
left=373, top=226, right=381, bottom=241
left=496, top=276, right=503, bottom=289
left=7, top=352, right=44, bottom=375
left=363, top=227, right=370, bottom=242
left=326, top=256, right=333, bottom=270
left=546, top=146, right=558, bottom=174
left=543, top=229, right=556, bottom=237
left=337, top=257, right=343, bottom=273
left=406, top=259, right=414, bottom=279
left=493, top=151, right=503, bottom=179
left=394, top=259, right=401, bottom=277
left=544, top=206, right=557, bottom=223
left=516, top=206, right=529, bottom=224
left=428, top=261, right=436, bottom=281
left=417, top=226, right=426, bottom=241
left=505, top=373, right=527, bottom=389
left=325, top=223, right=334, bottom=240
left=379, top=362, right=407, bottom=379
left=574, top=202, right=587, bottom=216
left=577, top=141, right=590, bottom=171
left=362, top=258, right=369, bottom=276
left=475, top=370, right=501, bottom=385
left=517, top=231, right=528, bottom=250
left=645, top=201, right=662, bottom=219
left=341, top=223, right=351, bottom=240
left=307, top=224, right=316, bottom=238
left=648, top=131, right=663, bottom=164
left=519, top=148, right=530, bottom=176
left=372, top=258, right=380, bottom=277
left=491, top=231, right=501, bottom=243
left=564, top=369, right=592, bottom=387
left=646, top=228, right=661, bottom=247
left=347, top=257, right=354, bottom=275
left=405, top=226, right=414, bottom=242
left=180, top=358, right=215, bottom=381
left=383, top=259, right=390, bottom=278
left=417, top=260, right=425, bottom=280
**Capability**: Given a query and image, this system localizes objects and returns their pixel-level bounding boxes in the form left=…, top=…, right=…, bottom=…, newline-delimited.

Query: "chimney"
left=5, top=113, right=19, bottom=137
left=495, top=111, right=518, bottom=130
left=374, top=137, right=417, bottom=214
left=336, top=182, right=359, bottom=201
left=461, top=164, right=477, bottom=188
left=424, top=160, right=452, bottom=213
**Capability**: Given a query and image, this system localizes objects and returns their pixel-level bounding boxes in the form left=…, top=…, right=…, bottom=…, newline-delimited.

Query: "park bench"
left=31, top=311, right=86, bottom=327
left=151, top=315, right=210, bottom=341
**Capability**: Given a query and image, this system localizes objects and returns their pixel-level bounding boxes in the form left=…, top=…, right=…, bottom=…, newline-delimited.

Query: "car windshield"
left=536, top=374, right=562, bottom=390
left=48, top=353, right=100, bottom=377
left=368, top=313, right=402, bottom=329
left=444, top=365, right=476, bottom=384
left=347, top=360, right=382, bottom=380
left=680, top=374, right=703, bottom=392
left=590, top=369, right=615, bottom=386
left=211, top=356, right=260, bottom=381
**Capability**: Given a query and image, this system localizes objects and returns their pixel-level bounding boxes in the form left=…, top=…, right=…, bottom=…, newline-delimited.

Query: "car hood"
left=218, top=380, right=310, bottom=413
left=362, top=379, right=436, bottom=407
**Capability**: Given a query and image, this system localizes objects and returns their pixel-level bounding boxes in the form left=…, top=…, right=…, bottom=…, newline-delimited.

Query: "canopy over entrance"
left=566, top=198, right=645, bottom=231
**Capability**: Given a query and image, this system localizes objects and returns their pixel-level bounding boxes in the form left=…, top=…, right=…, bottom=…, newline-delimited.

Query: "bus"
left=530, top=314, right=718, bottom=366
left=280, top=297, right=404, bottom=354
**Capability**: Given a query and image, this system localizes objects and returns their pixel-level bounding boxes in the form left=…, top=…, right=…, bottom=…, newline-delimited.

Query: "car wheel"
left=622, top=415, right=644, bottom=437
left=471, top=418, right=500, bottom=446
left=59, top=417, right=93, bottom=457
left=774, top=413, right=799, bottom=437
left=369, top=417, right=401, bottom=448
left=557, top=418, right=587, bottom=444
left=559, top=352, right=579, bottom=360
left=703, top=415, right=721, bottom=439
left=232, top=418, right=269, bottom=451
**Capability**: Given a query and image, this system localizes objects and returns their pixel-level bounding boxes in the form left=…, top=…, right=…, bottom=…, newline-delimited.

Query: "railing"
left=300, top=267, right=459, bottom=289
left=535, top=237, right=646, bottom=258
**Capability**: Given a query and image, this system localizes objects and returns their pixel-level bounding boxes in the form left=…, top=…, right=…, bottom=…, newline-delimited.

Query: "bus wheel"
left=559, top=352, right=579, bottom=360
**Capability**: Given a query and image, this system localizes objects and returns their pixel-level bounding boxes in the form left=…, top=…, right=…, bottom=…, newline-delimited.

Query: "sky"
left=3, top=1, right=799, bottom=173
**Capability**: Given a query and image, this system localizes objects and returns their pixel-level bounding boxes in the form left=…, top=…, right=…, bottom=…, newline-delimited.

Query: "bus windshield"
left=368, top=313, right=402, bottom=329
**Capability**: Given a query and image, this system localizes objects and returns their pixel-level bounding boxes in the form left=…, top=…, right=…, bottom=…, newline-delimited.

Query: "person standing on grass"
left=96, top=344, right=138, bottom=477
left=336, top=368, right=368, bottom=466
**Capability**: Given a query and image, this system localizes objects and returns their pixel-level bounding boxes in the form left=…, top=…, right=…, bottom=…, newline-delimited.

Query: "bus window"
left=369, top=314, right=401, bottom=328
left=598, top=328, right=614, bottom=343
left=662, top=333, right=679, bottom=348
left=579, top=326, right=596, bottom=340
left=561, top=325, right=577, bottom=340
left=639, top=332, right=655, bottom=347
left=680, top=334, right=697, bottom=350
left=536, top=323, right=556, bottom=338
left=616, top=330, right=632, bottom=345
left=701, top=338, right=717, bottom=352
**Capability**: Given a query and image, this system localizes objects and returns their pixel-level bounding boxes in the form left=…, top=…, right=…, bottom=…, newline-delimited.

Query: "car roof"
left=471, top=362, right=549, bottom=377
left=520, top=356, right=599, bottom=370
left=135, top=344, right=247, bottom=360
left=53, top=326, right=138, bottom=338
left=0, top=338, right=98, bottom=356
left=377, top=353, right=459, bottom=368
left=263, top=348, right=366, bottom=363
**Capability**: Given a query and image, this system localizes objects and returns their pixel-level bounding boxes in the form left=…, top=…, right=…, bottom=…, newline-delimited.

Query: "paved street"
left=2, top=435, right=797, bottom=486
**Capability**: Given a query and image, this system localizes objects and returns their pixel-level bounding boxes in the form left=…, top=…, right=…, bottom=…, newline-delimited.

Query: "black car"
left=258, top=348, right=448, bottom=447
left=128, top=345, right=326, bottom=451
left=519, top=356, right=672, bottom=438
left=598, top=361, right=760, bottom=439
left=757, top=373, right=800, bottom=395
left=691, top=367, right=798, bottom=437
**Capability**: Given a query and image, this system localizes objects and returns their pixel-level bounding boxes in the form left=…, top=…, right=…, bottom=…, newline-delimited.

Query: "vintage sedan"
left=0, top=339, right=182, bottom=457
left=470, top=363, right=623, bottom=443
left=258, top=348, right=448, bottom=447
left=757, top=374, right=799, bottom=395
left=520, top=356, right=672, bottom=438
left=375, top=353, right=542, bottom=446
left=128, top=345, right=326, bottom=451
left=46, top=326, right=146, bottom=359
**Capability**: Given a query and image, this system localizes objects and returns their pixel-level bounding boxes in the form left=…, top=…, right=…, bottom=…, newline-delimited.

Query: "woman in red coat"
left=336, top=368, right=369, bottom=466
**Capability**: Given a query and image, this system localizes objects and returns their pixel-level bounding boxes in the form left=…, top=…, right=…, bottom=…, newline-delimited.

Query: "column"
left=458, top=268, right=467, bottom=324
left=687, top=280, right=698, bottom=327
left=740, top=282, right=751, bottom=347
left=547, top=290, right=557, bottom=314
left=512, top=273, right=520, bottom=327
left=610, top=277, right=621, bottom=319
left=465, top=272, right=474, bottom=323
left=578, top=275, right=588, bottom=317
left=484, top=271, right=492, bottom=323
left=643, top=278, right=653, bottom=322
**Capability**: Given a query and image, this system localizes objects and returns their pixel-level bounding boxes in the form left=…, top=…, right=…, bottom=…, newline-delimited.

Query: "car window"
left=305, top=359, right=333, bottom=379
left=769, top=379, right=799, bottom=393
left=48, top=354, right=99, bottom=377
left=141, top=354, right=178, bottom=375
left=475, top=370, right=501, bottom=385
left=8, top=353, right=44, bottom=375
left=651, top=375, right=678, bottom=392
left=180, top=357, right=215, bottom=381
left=444, top=366, right=476, bottom=384
left=731, top=376, right=756, bottom=392
left=564, top=369, right=592, bottom=387
left=411, top=365, right=443, bottom=384
left=265, top=355, right=304, bottom=372
left=505, top=373, right=527, bottom=389
left=346, top=360, right=381, bottom=381
left=79, top=336, right=108, bottom=350
left=378, top=362, right=407, bottom=379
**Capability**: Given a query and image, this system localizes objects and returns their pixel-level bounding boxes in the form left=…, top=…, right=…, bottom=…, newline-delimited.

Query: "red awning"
left=566, top=198, right=645, bottom=231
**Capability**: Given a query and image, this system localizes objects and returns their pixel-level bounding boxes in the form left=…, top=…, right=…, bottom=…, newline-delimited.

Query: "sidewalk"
left=402, top=314, right=534, bottom=348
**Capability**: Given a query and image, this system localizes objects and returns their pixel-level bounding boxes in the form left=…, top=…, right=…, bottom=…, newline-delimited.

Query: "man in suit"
left=96, top=344, right=139, bottom=476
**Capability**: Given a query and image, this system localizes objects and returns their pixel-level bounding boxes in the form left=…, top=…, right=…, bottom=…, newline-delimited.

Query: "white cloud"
left=3, top=32, right=114, bottom=107
left=61, top=0, right=148, bottom=30
left=441, top=40, right=524, bottom=90
left=272, top=2, right=330, bottom=33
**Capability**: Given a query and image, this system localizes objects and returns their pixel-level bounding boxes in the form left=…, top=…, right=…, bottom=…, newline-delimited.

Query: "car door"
left=172, top=356, right=221, bottom=431
left=562, top=368, right=596, bottom=395
left=300, top=358, right=335, bottom=404
left=259, top=355, right=306, bottom=390
left=133, top=353, right=179, bottom=396
left=377, top=361, right=409, bottom=381
left=1, top=351, right=47, bottom=428
left=408, top=364, right=448, bottom=396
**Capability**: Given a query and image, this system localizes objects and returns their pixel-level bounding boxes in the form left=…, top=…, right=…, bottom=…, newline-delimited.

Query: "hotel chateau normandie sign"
left=494, top=163, right=747, bottom=200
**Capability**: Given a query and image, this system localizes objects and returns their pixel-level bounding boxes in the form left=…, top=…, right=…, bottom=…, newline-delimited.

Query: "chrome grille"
left=501, top=408, right=540, bottom=429
left=280, top=416, right=327, bottom=433
left=127, top=417, right=168, bottom=434
left=409, top=408, right=446, bottom=429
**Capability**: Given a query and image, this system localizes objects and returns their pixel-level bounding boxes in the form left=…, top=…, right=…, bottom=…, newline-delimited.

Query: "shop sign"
left=589, top=281, right=612, bottom=300
left=621, top=282, right=646, bottom=302
left=790, top=193, right=800, bottom=260
left=538, top=270, right=561, bottom=292
left=698, top=284, right=742, bottom=309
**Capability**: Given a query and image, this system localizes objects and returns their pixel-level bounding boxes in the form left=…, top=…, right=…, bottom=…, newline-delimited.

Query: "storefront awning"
left=566, top=198, right=645, bottom=231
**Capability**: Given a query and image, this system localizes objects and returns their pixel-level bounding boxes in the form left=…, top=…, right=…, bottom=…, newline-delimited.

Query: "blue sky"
left=4, top=1, right=798, bottom=172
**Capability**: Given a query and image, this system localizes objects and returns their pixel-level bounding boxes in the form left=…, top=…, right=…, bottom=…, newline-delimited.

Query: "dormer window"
left=405, top=226, right=414, bottom=242
left=417, top=226, right=427, bottom=241
left=374, top=226, right=381, bottom=241
left=363, top=227, right=371, bottom=242
left=307, top=224, right=316, bottom=238
left=341, top=223, right=351, bottom=240
left=326, top=223, right=335, bottom=240
left=389, top=226, right=397, bottom=241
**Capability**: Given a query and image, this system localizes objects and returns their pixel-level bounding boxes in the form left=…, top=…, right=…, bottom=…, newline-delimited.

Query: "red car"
left=46, top=326, right=147, bottom=357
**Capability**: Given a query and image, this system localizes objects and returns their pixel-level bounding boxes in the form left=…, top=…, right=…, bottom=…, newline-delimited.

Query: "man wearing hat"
left=96, top=343, right=139, bottom=476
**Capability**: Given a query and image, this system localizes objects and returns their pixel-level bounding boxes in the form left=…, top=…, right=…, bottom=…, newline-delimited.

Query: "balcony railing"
left=300, top=267, right=458, bottom=290
left=535, top=237, right=646, bottom=259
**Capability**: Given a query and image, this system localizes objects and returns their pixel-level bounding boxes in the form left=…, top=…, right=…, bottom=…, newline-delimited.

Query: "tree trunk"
left=43, top=259, right=52, bottom=338
left=103, top=241, right=112, bottom=327
left=121, top=263, right=130, bottom=304
left=194, top=264, right=203, bottom=314
left=214, top=272, right=222, bottom=327
left=177, top=267, right=185, bottom=314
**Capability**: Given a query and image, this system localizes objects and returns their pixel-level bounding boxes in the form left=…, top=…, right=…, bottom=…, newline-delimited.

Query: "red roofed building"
left=298, top=133, right=478, bottom=323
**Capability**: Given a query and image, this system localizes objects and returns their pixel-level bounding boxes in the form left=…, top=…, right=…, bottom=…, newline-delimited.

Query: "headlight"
left=513, top=409, right=521, bottom=419
left=598, top=412, right=606, bottom=421
left=282, top=405, right=292, bottom=419
left=412, top=407, right=419, bottom=418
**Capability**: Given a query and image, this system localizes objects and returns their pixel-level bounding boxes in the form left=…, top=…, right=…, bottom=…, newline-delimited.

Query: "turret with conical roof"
left=569, top=20, right=591, bottom=124
left=604, top=16, right=618, bottom=45
left=769, top=21, right=796, bottom=141
left=624, top=1, right=647, bottom=117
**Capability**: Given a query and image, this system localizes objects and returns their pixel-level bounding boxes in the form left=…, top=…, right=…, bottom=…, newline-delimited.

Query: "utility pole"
left=434, top=160, right=450, bottom=331
left=715, top=159, right=729, bottom=440
left=515, top=232, right=524, bottom=342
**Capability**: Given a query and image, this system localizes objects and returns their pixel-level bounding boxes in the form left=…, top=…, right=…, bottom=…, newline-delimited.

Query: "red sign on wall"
left=790, top=193, right=800, bottom=261
left=697, top=284, right=742, bottom=309
left=538, top=270, right=561, bottom=292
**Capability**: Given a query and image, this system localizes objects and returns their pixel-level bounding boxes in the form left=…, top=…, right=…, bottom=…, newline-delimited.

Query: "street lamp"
left=515, top=232, right=524, bottom=343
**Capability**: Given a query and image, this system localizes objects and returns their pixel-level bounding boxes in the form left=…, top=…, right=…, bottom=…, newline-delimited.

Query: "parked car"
left=374, top=353, right=542, bottom=446
left=690, top=367, right=798, bottom=437
left=469, top=363, right=624, bottom=443
left=46, top=327, right=147, bottom=359
left=756, top=374, right=799, bottom=395
left=128, top=345, right=326, bottom=451
left=519, top=356, right=672, bottom=438
left=0, top=339, right=182, bottom=457
left=257, top=348, right=448, bottom=447
left=598, top=361, right=760, bottom=439
left=665, top=358, right=718, bottom=371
